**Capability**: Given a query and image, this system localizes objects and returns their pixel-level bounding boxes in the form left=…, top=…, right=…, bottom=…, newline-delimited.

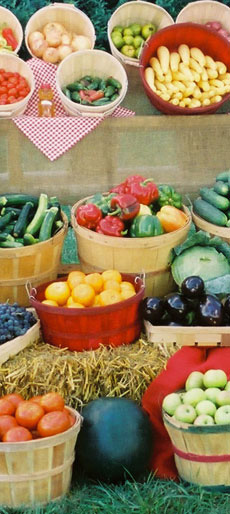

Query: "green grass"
left=4, top=474, right=230, bottom=514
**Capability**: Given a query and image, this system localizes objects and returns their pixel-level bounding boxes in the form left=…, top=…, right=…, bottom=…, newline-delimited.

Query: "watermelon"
left=75, top=397, right=154, bottom=482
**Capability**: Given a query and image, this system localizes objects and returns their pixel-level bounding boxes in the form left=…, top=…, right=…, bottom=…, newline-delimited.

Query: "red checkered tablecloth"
left=12, top=58, right=135, bottom=161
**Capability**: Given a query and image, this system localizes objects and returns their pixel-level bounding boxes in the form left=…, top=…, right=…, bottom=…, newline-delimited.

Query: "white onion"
left=58, top=44, right=73, bottom=61
left=28, top=31, right=44, bottom=46
left=45, top=30, right=62, bottom=48
left=71, top=35, right=91, bottom=51
left=43, top=22, right=66, bottom=37
left=61, top=32, right=72, bottom=45
left=30, top=39, right=48, bottom=58
left=42, top=47, right=60, bottom=64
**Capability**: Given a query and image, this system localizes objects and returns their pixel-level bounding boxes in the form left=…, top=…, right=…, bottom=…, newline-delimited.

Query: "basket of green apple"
left=107, top=1, right=173, bottom=68
left=163, top=368, right=230, bottom=488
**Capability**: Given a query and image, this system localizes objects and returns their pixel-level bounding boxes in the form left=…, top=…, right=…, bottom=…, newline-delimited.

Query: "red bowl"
left=139, top=22, right=230, bottom=115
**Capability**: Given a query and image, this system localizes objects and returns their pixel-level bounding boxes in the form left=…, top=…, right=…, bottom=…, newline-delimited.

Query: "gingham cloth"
left=12, top=58, right=135, bottom=161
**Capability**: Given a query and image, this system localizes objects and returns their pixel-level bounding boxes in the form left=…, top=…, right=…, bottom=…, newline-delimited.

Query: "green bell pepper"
left=158, top=185, right=182, bottom=209
left=86, top=193, right=116, bottom=216
left=130, top=214, right=163, bottom=237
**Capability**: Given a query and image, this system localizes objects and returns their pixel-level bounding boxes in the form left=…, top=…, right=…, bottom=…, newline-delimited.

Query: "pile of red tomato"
left=0, top=392, right=75, bottom=442
left=0, top=69, right=31, bottom=105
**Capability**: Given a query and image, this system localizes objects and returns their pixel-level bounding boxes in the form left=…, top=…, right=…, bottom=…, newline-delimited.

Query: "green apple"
left=133, top=35, right=144, bottom=49
left=215, top=405, right=230, bottom=425
left=162, top=393, right=181, bottom=416
left=121, top=45, right=136, bottom=58
left=123, top=35, right=134, bottom=46
left=135, top=47, right=141, bottom=59
left=185, top=371, right=204, bottom=391
left=196, top=400, right=216, bottom=417
left=113, top=25, right=123, bottom=33
left=203, top=369, right=227, bottom=389
left=182, top=388, right=206, bottom=407
left=123, top=27, right=133, bottom=37
left=174, top=404, right=197, bottom=424
left=141, top=23, right=156, bottom=40
left=204, top=387, right=221, bottom=404
left=225, top=381, right=230, bottom=391
left=129, top=23, right=142, bottom=36
left=216, top=390, right=230, bottom=406
left=111, top=32, right=124, bottom=49
left=194, top=414, right=215, bottom=426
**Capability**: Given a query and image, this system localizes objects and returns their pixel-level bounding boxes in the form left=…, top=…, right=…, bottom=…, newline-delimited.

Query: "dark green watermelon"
left=75, top=397, right=154, bottom=482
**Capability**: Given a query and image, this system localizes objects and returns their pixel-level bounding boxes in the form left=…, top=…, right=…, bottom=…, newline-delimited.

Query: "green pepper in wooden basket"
left=130, top=215, right=163, bottom=237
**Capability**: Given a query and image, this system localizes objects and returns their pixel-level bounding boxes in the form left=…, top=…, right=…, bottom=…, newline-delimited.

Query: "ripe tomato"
left=37, top=411, right=71, bottom=438
left=3, top=426, right=32, bottom=442
left=28, top=395, right=43, bottom=406
left=4, top=393, right=24, bottom=409
left=0, top=398, right=15, bottom=416
left=15, top=401, right=44, bottom=429
left=63, top=408, right=76, bottom=428
left=40, top=392, right=65, bottom=413
left=0, top=415, right=18, bottom=439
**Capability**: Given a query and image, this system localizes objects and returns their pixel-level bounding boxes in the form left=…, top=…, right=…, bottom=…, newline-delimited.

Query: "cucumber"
left=213, top=181, right=229, bottom=197
left=193, top=198, right=228, bottom=226
left=39, top=207, right=59, bottom=242
left=0, top=194, right=39, bottom=207
left=0, top=232, right=14, bottom=242
left=26, top=193, right=48, bottom=235
left=0, top=241, right=23, bottom=248
left=0, top=212, right=12, bottom=230
left=13, top=201, right=34, bottom=238
left=23, top=233, right=39, bottom=245
left=1, top=207, right=22, bottom=218
left=200, top=187, right=230, bottom=211
left=216, top=170, right=230, bottom=182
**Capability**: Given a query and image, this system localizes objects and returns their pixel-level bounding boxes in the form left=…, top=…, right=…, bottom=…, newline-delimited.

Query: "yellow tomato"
left=99, top=289, right=122, bottom=306
left=72, top=283, right=95, bottom=307
left=67, top=271, right=86, bottom=290
left=101, top=269, right=122, bottom=284
left=42, top=299, right=59, bottom=307
left=85, top=273, right=104, bottom=293
left=103, top=279, right=121, bottom=292
left=45, top=281, right=70, bottom=306
left=120, top=281, right=135, bottom=293
left=121, top=289, right=136, bottom=300
left=67, top=302, right=84, bottom=309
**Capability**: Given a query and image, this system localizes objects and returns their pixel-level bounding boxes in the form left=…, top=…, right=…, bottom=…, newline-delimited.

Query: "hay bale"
left=0, top=338, right=179, bottom=409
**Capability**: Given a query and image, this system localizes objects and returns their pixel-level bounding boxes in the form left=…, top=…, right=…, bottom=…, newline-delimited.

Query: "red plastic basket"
left=139, top=22, right=230, bottom=115
left=29, top=274, right=145, bottom=352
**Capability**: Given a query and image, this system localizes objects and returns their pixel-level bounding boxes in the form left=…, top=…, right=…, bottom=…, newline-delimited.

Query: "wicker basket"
left=192, top=208, right=230, bottom=243
left=0, top=407, right=82, bottom=507
left=176, top=0, right=230, bottom=34
left=163, top=410, right=230, bottom=488
left=71, top=197, right=191, bottom=298
left=0, top=6, right=23, bottom=54
left=56, top=49, right=128, bottom=118
left=108, top=0, right=174, bottom=69
left=0, top=309, right=40, bottom=365
left=25, top=2, right=95, bottom=60
left=0, top=53, right=35, bottom=119
left=144, top=320, right=230, bottom=347
left=0, top=212, right=68, bottom=307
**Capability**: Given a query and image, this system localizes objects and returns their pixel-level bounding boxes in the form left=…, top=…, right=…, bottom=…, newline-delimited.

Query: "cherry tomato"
left=15, top=401, right=44, bottom=429
left=0, top=398, right=15, bottom=416
left=0, top=86, right=7, bottom=94
left=0, top=415, right=18, bottom=439
left=3, top=426, right=32, bottom=442
left=4, top=394, right=24, bottom=409
left=37, top=411, right=71, bottom=438
left=40, top=392, right=65, bottom=413
left=8, top=87, right=17, bottom=96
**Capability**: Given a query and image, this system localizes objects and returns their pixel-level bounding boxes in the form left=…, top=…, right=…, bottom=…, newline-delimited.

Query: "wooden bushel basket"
left=71, top=198, right=191, bottom=298
left=0, top=212, right=68, bottom=307
left=163, top=410, right=230, bottom=489
left=192, top=208, right=230, bottom=243
left=0, top=407, right=82, bottom=507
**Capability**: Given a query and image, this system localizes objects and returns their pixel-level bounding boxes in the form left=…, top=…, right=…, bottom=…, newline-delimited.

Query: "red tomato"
left=0, top=86, right=7, bottom=94
left=37, top=411, right=71, bottom=438
left=15, top=401, right=44, bottom=429
left=3, top=426, right=32, bottom=442
left=29, top=395, right=43, bottom=406
left=0, top=398, right=15, bottom=416
left=63, top=407, right=76, bottom=428
left=8, top=87, right=17, bottom=96
left=0, top=415, right=18, bottom=438
left=4, top=393, right=24, bottom=409
left=40, top=392, right=65, bottom=413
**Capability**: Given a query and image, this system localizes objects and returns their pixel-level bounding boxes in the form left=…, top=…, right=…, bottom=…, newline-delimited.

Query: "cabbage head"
left=171, top=245, right=230, bottom=286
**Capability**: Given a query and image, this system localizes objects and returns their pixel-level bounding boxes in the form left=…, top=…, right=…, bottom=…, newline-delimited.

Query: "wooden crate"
left=144, top=320, right=230, bottom=346
left=0, top=309, right=40, bottom=365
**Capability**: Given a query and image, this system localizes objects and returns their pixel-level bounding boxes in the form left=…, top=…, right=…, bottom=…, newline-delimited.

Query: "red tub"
left=29, top=274, right=145, bottom=352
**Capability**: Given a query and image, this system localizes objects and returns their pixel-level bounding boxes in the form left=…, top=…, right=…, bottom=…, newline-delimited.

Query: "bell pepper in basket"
left=156, top=205, right=188, bottom=233
left=126, top=178, right=159, bottom=205
left=110, top=194, right=140, bottom=221
left=76, top=203, right=102, bottom=230
left=158, top=185, right=182, bottom=209
left=2, top=27, right=18, bottom=51
left=130, top=215, right=163, bottom=238
left=86, top=193, right=115, bottom=216
left=96, top=216, right=127, bottom=237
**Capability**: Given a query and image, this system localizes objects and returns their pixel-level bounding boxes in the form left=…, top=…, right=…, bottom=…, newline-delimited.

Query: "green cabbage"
left=171, top=245, right=230, bottom=286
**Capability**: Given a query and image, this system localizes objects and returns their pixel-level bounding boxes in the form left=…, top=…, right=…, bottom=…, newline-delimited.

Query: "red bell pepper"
left=126, top=178, right=159, bottom=205
left=96, top=216, right=127, bottom=237
left=79, top=90, right=104, bottom=102
left=109, top=182, right=126, bottom=194
left=110, top=194, right=140, bottom=220
left=76, top=203, right=102, bottom=230
left=124, top=175, right=146, bottom=190
left=2, top=28, right=18, bottom=51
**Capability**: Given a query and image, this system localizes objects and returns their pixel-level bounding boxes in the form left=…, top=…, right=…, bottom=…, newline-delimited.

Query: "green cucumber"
left=39, top=207, right=59, bottom=242
left=213, top=181, right=229, bottom=197
left=1, top=207, right=22, bottom=218
left=0, top=232, right=14, bottom=242
left=104, top=85, right=116, bottom=97
left=200, top=187, right=230, bottom=211
left=26, top=193, right=48, bottom=235
left=23, top=233, right=39, bottom=245
left=91, top=97, right=111, bottom=106
left=106, top=77, right=122, bottom=89
left=13, top=201, right=34, bottom=238
left=0, top=212, right=12, bottom=230
left=216, top=170, right=230, bottom=182
left=0, top=194, right=39, bottom=207
left=193, top=198, right=228, bottom=226
left=0, top=241, right=23, bottom=248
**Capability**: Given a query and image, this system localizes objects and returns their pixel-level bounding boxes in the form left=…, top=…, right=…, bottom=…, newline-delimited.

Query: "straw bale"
left=0, top=338, right=179, bottom=409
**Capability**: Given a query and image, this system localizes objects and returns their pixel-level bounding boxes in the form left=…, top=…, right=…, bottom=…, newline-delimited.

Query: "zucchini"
left=23, top=233, right=39, bottom=245
left=0, top=212, right=12, bottom=230
left=13, top=201, right=34, bottom=238
left=1, top=207, right=22, bottom=218
left=193, top=198, right=228, bottom=226
left=216, top=170, right=230, bottom=182
left=26, top=193, right=48, bottom=235
left=0, top=194, right=39, bottom=207
left=39, top=207, right=59, bottom=242
left=200, top=187, right=230, bottom=211
left=4, top=223, right=16, bottom=234
left=213, top=181, right=229, bottom=197
left=0, top=241, right=23, bottom=248
left=0, top=232, right=14, bottom=242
